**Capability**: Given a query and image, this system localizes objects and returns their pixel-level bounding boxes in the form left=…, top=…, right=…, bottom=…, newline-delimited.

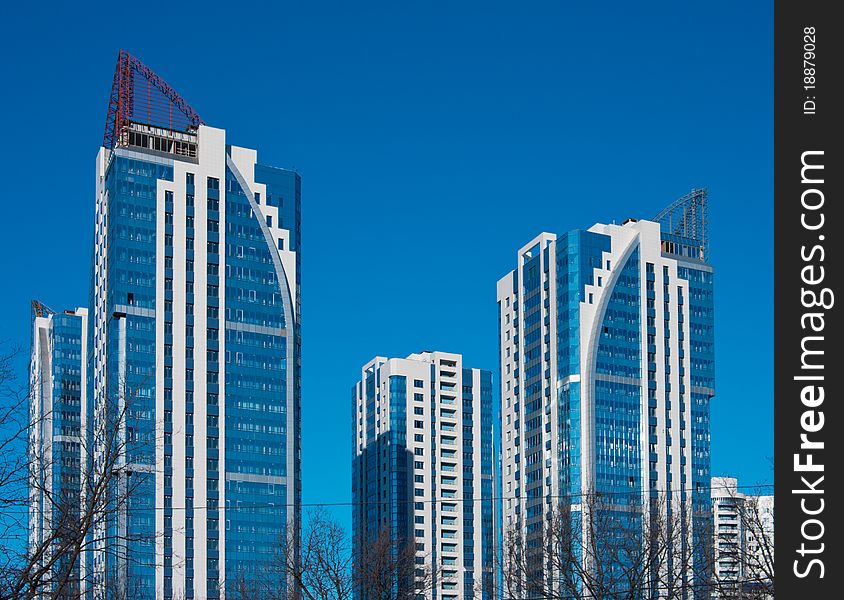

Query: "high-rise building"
left=29, top=301, right=89, bottom=599
left=710, top=477, right=774, bottom=598
left=352, top=352, right=496, bottom=600
left=496, top=191, right=714, bottom=597
left=710, top=477, right=744, bottom=590
left=89, top=51, right=301, bottom=599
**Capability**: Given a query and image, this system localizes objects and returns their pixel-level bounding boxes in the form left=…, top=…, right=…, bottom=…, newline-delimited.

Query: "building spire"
left=31, top=299, right=55, bottom=319
left=653, top=188, right=709, bottom=259
left=103, top=49, right=204, bottom=149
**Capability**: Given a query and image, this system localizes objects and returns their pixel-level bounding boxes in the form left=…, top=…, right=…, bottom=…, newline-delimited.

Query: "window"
left=414, top=407, right=424, bottom=415
left=414, top=379, right=424, bottom=388
left=266, top=215, right=273, bottom=227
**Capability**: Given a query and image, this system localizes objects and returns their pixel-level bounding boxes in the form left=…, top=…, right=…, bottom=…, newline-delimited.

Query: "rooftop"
left=103, top=50, right=204, bottom=158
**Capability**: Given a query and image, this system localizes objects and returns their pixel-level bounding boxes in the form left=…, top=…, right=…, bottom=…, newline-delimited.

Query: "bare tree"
left=353, top=525, right=444, bottom=600
left=0, top=339, right=163, bottom=600
left=230, top=508, right=353, bottom=600
left=17, top=389, right=156, bottom=599
left=703, top=487, right=774, bottom=600
left=0, top=344, right=30, bottom=598
left=738, top=494, right=774, bottom=598
left=292, top=508, right=354, bottom=600
left=230, top=508, right=452, bottom=600
left=499, top=492, right=709, bottom=600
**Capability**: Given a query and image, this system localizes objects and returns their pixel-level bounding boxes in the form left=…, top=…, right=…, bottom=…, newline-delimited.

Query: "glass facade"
left=90, top=127, right=301, bottom=599
left=29, top=306, right=88, bottom=599
left=554, top=231, right=610, bottom=502
left=478, top=370, right=495, bottom=598
left=594, top=247, right=641, bottom=498
left=498, top=218, right=714, bottom=598
left=678, top=261, right=715, bottom=595
left=101, top=155, right=169, bottom=596
left=222, top=161, right=297, bottom=589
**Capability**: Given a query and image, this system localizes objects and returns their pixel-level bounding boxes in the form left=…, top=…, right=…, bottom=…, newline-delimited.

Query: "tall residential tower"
left=90, top=51, right=301, bottom=599
left=352, top=352, right=496, bottom=600
left=29, top=302, right=89, bottom=599
left=497, top=191, right=714, bottom=597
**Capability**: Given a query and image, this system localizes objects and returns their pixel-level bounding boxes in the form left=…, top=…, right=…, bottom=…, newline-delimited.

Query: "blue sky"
left=1, top=1, right=773, bottom=528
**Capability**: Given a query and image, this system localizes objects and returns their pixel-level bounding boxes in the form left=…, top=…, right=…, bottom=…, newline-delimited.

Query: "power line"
left=25, top=482, right=772, bottom=513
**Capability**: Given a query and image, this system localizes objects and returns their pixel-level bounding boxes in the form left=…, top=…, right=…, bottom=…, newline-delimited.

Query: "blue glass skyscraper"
left=29, top=302, right=89, bottom=599
left=497, top=191, right=714, bottom=598
left=89, top=51, right=301, bottom=599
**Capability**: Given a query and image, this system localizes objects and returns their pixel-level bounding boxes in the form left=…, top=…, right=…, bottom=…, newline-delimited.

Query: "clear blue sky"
left=1, top=1, right=773, bottom=529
